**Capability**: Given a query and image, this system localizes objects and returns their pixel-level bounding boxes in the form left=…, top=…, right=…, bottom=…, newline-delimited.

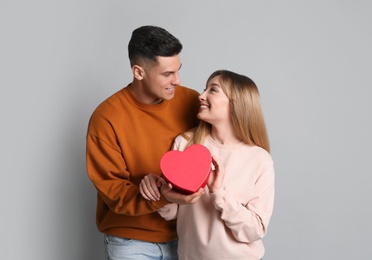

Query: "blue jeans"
left=104, top=234, right=178, bottom=260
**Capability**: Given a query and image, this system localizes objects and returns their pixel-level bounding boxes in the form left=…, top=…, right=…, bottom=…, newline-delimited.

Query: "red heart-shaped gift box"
left=160, top=144, right=212, bottom=194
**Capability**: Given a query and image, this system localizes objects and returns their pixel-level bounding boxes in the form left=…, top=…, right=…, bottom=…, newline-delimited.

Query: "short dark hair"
left=128, top=25, right=183, bottom=67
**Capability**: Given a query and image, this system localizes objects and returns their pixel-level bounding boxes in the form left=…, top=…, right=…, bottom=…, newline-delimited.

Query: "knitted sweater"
left=158, top=135, right=275, bottom=259
left=86, top=85, right=199, bottom=242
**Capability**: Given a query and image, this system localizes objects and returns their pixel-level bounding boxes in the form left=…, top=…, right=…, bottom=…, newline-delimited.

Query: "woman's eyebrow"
left=209, top=83, right=221, bottom=88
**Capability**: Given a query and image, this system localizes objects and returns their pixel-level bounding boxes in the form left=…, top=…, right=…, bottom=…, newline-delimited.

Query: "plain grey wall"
left=1, top=1, right=371, bottom=259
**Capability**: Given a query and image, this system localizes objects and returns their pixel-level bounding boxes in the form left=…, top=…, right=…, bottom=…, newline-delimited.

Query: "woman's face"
left=198, top=75, right=231, bottom=125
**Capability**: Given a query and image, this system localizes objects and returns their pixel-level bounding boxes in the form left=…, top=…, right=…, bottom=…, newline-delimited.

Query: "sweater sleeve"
left=157, top=203, right=178, bottom=220
left=209, top=162, right=275, bottom=243
left=86, top=131, right=169, bottom=217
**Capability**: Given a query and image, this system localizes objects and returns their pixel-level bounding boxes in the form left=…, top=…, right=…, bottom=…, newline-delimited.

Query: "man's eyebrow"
left=163, top=63, right=182, bottom=74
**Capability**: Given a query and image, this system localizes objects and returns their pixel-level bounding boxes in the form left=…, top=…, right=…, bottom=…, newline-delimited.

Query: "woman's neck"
left=210, top=124, right=241, bottom=145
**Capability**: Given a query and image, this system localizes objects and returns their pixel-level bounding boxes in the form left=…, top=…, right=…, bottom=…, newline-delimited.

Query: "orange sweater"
left=86, top=85, right=199, bottom=242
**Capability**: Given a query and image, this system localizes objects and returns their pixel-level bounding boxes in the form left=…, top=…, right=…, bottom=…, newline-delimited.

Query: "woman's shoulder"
left=173, top=129, right=197, bottom=150
left=244, top=144, right=273, bottom=164
left=177, top=129, right=195, bottom=141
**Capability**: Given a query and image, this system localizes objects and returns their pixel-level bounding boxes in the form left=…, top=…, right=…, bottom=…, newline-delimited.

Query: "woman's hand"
left=160, top=183, right=205, bottom=205
left=208, top=156, right=226, bottom=193
left=139, top=173, right=166, bottom=201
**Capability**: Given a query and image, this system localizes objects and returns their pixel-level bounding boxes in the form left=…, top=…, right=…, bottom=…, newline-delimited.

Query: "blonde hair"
left=188, top=70, right=270, bottom=153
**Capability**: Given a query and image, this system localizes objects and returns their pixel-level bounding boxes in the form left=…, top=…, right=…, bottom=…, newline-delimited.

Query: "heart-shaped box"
left=160, top=144, right=212, bottom=194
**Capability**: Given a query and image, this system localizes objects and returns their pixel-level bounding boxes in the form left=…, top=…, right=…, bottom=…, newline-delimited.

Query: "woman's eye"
left=203, top=86, right=218, bottom=93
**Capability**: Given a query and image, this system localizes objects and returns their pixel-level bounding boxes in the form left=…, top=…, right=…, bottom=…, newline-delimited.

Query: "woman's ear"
left=132, top=65, right=145, bottom=80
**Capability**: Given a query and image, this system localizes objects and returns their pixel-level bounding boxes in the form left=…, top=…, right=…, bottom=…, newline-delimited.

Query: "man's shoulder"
left=94, top=87, right=127, bottom=108
left=89, top=87, right=128, bottom=121
left=174, top=86, right=199, bottom=103
left=177, top=85, right=199, bottom=95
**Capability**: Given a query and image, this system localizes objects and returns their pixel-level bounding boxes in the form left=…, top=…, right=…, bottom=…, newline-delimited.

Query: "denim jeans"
left=104, top=234, right=178, bottom=260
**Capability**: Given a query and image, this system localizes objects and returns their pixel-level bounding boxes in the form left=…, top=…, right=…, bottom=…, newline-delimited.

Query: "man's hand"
left=139, top=173, right=166, bottom=201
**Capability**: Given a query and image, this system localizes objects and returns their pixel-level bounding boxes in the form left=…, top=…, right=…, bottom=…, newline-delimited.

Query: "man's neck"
left=128, top=82, right=163, bottom=104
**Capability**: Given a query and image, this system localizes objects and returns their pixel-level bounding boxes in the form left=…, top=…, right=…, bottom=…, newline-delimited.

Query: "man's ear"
left=132, top=65, right=145, bottom=80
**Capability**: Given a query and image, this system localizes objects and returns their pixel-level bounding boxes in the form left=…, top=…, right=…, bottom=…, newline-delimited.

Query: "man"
left=86, top=25, right=204, bottom=259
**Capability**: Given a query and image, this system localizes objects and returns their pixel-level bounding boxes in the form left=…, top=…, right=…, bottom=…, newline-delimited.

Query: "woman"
left=140, top=70, right=275, bottom=260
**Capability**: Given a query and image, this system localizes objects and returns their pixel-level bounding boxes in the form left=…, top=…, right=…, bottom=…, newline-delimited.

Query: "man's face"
left=141, top=55, right=182, bottom=104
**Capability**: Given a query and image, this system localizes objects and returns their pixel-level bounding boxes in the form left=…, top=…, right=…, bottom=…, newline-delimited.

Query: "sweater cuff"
left=153, top=195, right=170, bottom=209
left=209, top=187, right=227, bottom=211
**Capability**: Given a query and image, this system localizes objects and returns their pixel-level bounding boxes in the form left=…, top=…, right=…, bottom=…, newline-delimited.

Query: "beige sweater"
left=159, top=135, right=275, bottom=259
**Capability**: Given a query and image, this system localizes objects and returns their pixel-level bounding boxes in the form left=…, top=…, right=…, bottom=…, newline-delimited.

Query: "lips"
left=165, top=87, right=175, bottom=94
left=199, top=103, right=209, bottom=111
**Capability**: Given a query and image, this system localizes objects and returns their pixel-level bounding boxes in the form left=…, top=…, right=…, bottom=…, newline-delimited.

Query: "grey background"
left=1, top=1, right=371, bottom=259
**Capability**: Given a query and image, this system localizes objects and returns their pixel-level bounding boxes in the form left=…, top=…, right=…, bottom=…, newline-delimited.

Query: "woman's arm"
left=209, top=160, right=275, bottom=243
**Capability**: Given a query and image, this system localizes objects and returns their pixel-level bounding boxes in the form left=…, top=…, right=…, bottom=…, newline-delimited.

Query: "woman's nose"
left=199, top=92, right=206, bottom=101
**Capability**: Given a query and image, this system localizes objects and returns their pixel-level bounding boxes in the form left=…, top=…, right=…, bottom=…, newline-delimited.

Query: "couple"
left=86, top=25, right=274, bottom=260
